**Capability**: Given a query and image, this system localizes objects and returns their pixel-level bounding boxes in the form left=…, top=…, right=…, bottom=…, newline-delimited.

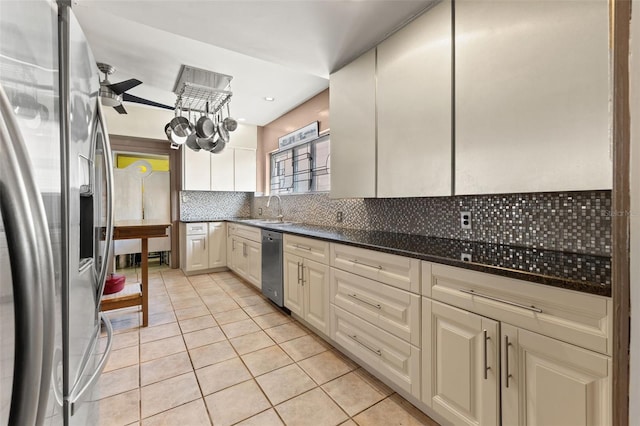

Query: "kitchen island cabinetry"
left=454, top=0, right=611, bottom=194
left=180, top=222, right=227, bottom=274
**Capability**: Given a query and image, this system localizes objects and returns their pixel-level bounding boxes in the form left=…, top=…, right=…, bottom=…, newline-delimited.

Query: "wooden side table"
left=100, top=220, right=170, bottom=327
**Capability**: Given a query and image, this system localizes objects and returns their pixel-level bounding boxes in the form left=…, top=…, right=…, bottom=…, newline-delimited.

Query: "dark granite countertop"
left=181, top=218, right=611, bottom=297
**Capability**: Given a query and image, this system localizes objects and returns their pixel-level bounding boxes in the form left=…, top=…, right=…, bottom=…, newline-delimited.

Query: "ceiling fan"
left=97, top=62, right=173, bottom=114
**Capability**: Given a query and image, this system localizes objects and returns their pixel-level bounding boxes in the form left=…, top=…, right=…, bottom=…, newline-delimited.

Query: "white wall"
left=629, top=1, right=639, bottom=421
left=103, top=103, right=174, bottom=140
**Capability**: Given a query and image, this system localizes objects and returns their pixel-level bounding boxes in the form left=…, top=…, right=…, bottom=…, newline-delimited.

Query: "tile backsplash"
left=252, top=191, right=611, bottom=256
left=180, top=191, right=251, bottom=221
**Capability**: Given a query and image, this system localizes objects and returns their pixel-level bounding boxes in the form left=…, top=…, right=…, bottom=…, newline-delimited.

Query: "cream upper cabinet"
left=183, top=148, right=211, bottom=191
left=185, top=123, right=257, bottom=192
left=330, top=48, right=377, bottom=198
left=234, top=148, right=257, bottom=192
left=422, top=299, right=500, bottom=426
left=501, top=324, right=611, bottom=426
left=377, top=0, right=452, bottom=197
left=455, top=0, right=611, bottom=194
left=210, top=148, right=234, bottom=191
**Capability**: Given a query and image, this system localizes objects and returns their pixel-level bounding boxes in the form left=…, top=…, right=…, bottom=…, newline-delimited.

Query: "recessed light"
left=264, top=97, right=275, bottom=102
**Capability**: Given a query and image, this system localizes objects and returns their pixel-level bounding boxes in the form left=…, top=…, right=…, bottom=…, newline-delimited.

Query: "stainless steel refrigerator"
left=0, top=1, right=115, bottom=424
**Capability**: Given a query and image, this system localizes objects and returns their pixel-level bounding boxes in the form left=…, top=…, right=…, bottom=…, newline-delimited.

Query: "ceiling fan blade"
left=107, top=78, right=142, bottom=95
left=114, top=104, right=127, bottom=114
left=123, top=93, right=174, bottom=110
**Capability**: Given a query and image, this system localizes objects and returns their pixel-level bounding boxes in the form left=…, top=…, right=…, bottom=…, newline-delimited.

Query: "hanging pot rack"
left=172, top=65, right=233, bottom=114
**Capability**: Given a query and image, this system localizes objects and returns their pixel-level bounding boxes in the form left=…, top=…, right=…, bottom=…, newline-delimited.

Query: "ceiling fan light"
left=99, top=86, right=122, bottom=107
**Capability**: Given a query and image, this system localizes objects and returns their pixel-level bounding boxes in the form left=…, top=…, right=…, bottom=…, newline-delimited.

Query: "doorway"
left=109, top=135, right=182, bottom=269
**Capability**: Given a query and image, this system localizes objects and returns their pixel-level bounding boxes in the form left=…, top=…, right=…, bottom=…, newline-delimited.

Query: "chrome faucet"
left=267, top=194, right=283, bottom=222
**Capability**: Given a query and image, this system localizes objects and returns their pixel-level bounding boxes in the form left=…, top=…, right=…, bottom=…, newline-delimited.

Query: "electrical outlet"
left=336, top=211, right=343, bottom=223
left=460, top=211, right=472, bottom=230
left=181, top=194, right=189, bottom=203
left=461, top=253, right=472, bottom=262
left=258, top=207, right=263, bottom=216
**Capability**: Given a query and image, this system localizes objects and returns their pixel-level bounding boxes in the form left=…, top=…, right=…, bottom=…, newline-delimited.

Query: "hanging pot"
left=196, top=102, right=215, bottom=139
left=169, top=105, right=192, bottom=138
left=222, top=103, right=238, bottom=132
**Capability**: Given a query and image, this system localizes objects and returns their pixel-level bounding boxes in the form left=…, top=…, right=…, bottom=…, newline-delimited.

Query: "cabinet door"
left=455, top=0, right=611, bottom=194
left=186, top=234, right=208, bottom=271
left=210, top=147, right=234, bottom=191
left=377, top=0, right=452, bottom=197
left=226, top=225, right=235, bottom=270
left=330, top=48, right=376, bottom=198
left=303, top=259, right=329, bottom=335
left=422, top=299, right=499, bottom=426
left=502, top=324, right=611, bottom=426
left=234, top=148, right=256, bottom=192
left=283, top=252, right=303, bottom=316
left=231, top=237, right=247, bottom=277
left=208, top=222, right=227, bottom=268
left=245, top=239, right=262, bottom=289
left=183, top=148, right=211, bottom=191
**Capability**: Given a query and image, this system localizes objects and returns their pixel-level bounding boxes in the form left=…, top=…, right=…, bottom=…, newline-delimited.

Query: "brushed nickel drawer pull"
left=348, top=293, right=382, bottom=310
left=349, top=259, right=383, bottom=270
left=295, top=244, right=312, bottom=251
left=459, top=289, right=543, bottom=314
left=350, top=334, right=382, bottom=356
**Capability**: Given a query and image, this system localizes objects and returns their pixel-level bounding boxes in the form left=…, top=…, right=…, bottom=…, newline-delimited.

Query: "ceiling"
left=74, top=0, right=435, bottom=126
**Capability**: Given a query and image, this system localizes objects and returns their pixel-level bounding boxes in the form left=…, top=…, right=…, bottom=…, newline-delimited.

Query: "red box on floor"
left=104, top=273, right=126, bottom=295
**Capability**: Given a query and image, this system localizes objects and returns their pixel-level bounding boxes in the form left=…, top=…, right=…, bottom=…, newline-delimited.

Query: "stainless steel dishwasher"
left=261, top=230, right=284, bottom=307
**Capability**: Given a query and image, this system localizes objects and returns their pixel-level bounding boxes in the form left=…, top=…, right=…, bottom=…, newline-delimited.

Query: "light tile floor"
left=96, top=266, right=439, bottom=426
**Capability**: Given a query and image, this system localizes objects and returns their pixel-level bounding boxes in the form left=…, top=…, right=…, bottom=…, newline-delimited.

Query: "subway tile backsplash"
left=251, top=191, right=611, bottom=256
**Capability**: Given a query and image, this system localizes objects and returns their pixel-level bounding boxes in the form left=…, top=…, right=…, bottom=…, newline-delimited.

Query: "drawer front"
left=331, top=305, right=420, bottom=397
left=424, top=262, right=612, bottom=355
left=331, top=243, right=420, bottom=293
left=284, top=234, right=330, bottom=264
left=331, top=268, right=420, bottom=346
left=186, top=222, right=207, bottom=235
left=232, top=223, right=261, bottom=242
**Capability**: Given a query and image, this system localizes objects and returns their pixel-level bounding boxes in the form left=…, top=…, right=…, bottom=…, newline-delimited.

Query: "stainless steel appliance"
left=261, top=230, right=284, bottom=307
left=0, top=1, right=115, bottom=424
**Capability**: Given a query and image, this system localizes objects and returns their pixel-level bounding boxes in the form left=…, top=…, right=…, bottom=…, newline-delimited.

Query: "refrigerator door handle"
left=95, top=101, right=115, bottom=304
left=69, top=313, right=113, bottom=414
left=0, top=84, right=55, bottom=426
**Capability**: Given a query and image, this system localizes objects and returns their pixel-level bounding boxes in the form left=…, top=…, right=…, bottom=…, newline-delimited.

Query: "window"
left=270, top=134, right=330, bottom=194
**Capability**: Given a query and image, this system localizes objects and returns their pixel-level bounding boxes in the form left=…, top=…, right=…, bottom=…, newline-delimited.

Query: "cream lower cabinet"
left=208, top=222, right=227, bottom=268
left=332, top=304, right=420, bottom=396
left=181, top=222, right=226, bottom=274
left=422, top=299, right=499, bottom=426
left=501, top=324, right=611, bottom=426
left=185, top=234, right=208, bottom=271
left=229, top=236, right=260, bottom=289
left=422, top=297, right=612, bottom=426
left=227, top=224, right=261, bottom=289
left=283, top=252, right=330, bottom=335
